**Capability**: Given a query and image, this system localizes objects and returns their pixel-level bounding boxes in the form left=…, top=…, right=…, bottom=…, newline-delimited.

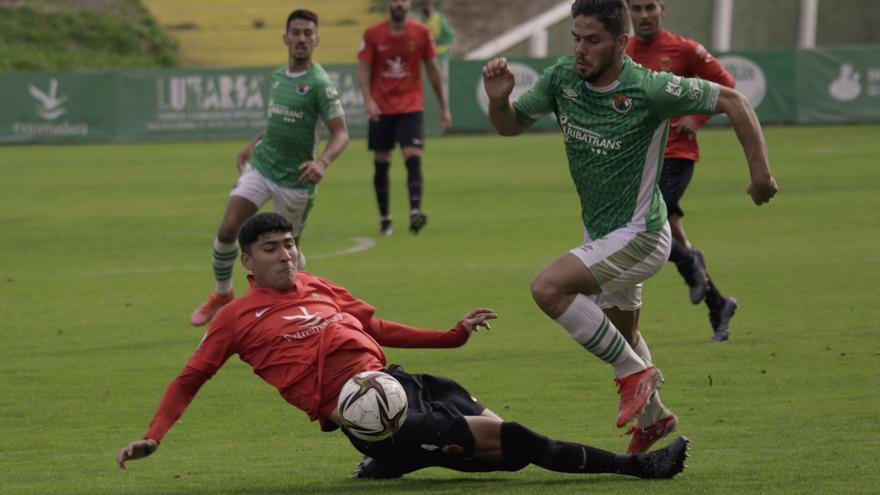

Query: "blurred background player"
left=483, top=0, right=777, bottom=453
left=358, top=0, right=452, bottom=236
left=119, top=213, right=689, bottom=481
left=626, top=0, right=738, bottom=342
left=189, top=9, right=349, bottom=326
left=421, top=0, right=454, bottom=100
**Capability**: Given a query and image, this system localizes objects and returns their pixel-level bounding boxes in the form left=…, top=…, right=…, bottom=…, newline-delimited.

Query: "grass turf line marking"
left=76, top=237, right=377, bottom=276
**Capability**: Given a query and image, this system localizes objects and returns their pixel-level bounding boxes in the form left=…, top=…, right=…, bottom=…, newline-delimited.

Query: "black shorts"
left=342, top=364, right=486, bottom=469
left=367, top=112, right=424, bottom=151
left=659, top=158, right=695, bottom=217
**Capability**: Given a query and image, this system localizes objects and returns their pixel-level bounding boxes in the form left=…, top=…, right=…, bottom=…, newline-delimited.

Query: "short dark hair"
left=238, top=213, right=294, bottom=254
left=571, top=0, right=630, bottom=37
left=286, top=9, right=319, bottom=32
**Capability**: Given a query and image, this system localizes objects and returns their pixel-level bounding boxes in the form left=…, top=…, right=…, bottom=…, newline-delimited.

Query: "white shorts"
left=569, top=223, right=672, bottom=311
left=230, top=167, right=314, bottom=236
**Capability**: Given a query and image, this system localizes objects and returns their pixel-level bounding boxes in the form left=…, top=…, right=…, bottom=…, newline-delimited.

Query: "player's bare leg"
left=190, top=195, right=259, bottom=326
left=530, top=253, right=659, bottom=427
left=402, top=146, right=428, bottom=234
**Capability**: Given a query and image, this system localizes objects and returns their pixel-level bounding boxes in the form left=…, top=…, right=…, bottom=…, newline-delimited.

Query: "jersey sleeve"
left=513, top=64, right=556, bottom=125
left=365, top=319, right=470, bottom=348
left=422, top=25, right=437, bottom=60
left=320, top=277, right=377, bottom=328
left=357, top=28, right=374, bottom=63
left=318, top=79, right=345, bottom=122
left=186, top=309, right=236, bottom=375
left=687, top=42, right=736, bottom=89
left=144, top=366, right=211, bottom=443
left=645, top=70, right=721, bottom=121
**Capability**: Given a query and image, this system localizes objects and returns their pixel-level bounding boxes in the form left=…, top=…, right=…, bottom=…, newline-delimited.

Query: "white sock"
left=212, top=238, right=237, bottom=295
left=555, top=294, right=647, bottom=377
left=633, top=333, right=668, bottom=428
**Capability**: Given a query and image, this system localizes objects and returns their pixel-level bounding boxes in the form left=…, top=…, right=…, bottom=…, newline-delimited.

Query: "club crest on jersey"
left=612, top=93, right=633, bottom=114
left=297, top=83, right=310, bottom=96
left=562, top=88, right=579, bottom=100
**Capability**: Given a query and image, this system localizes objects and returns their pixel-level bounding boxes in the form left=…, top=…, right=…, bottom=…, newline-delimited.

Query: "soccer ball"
left=337, top=371, right=408, bottom=441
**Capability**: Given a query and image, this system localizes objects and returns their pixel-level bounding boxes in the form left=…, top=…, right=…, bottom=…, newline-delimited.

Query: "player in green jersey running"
left=482, top=0, right=777, bottom=454
left=190, top=9, right=350, bottom=326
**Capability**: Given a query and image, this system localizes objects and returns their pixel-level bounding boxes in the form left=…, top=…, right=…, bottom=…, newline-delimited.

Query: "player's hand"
left=236, top=145, right=255, bottom=174
left=459, top=308, right=497, bottom=332
left=364, top=98, right=381, bottom=123
left=747, top=174, right=778, bottom=205
left=672, top=117, right=699, bottom=140
left=298, top=158, right=329, bottom=185
left=440, top=108, right=452, bottom=132
left=116, top=439, right=158, bottom=469
left=482, top=57, right=515, bottom=102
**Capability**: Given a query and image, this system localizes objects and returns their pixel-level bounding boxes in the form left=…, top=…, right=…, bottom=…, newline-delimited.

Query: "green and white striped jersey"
left=251, top=63, right=344, bottom=190
left=514, top=56, right=720, bottom=239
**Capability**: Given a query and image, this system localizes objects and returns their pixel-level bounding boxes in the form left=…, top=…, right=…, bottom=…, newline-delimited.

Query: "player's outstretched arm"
left=483, top=58, right=527, bottom=136
left=299, top=116, right=349, bottom=185
left=365, top=308, right=497, bottom=348
left=115, top=367, right=211, bottom=469
left=459, top=307, right=497, bottom=332
left=715, top=86, right=779, bottom=205
left=116, top=438, right=158, bottom=469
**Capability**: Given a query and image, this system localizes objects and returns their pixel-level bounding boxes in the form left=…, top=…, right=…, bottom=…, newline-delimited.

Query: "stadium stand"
left=141, top=0, right=383, bottom=67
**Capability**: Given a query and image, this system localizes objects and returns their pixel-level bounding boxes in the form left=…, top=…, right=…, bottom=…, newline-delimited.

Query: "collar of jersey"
left=286, top=68, right=308, bottom=78
left=583, top=79, right=621, bottom=94
left=247, top=274, right=301, bottom=295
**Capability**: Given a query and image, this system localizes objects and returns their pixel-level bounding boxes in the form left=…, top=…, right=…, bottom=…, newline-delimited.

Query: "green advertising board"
left=797, top=47, right=880, bottom=123
left=0, top=71, right=118, bottom=143
left=1, top=46, right=878, bottom=144
left=449, top=58, right=560, bottom=132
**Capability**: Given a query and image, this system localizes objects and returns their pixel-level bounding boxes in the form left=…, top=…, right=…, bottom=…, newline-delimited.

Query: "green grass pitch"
left=1, top=125, right=878, bottom=494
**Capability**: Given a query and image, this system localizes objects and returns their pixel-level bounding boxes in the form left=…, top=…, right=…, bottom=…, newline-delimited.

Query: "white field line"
left=76, top=237, right=376, bottom=277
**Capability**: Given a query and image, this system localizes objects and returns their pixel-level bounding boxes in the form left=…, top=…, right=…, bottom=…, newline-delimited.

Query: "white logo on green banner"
left=718, top=55, right=766, bottom=108
left=28, top=79, right=67, bottom=120
left=829, top=64, right=862, bottom=102
left=13, top=78, right=89, bottom=137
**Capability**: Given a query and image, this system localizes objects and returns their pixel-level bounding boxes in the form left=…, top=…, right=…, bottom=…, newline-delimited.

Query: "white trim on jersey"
left=631, top=122, right=667, bottom=226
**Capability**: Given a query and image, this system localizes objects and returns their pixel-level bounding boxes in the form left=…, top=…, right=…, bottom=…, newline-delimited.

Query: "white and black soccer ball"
left=337, top=371, right=408, bottom=441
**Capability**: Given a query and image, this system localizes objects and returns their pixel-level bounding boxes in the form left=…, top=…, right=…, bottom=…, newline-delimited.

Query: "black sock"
left=669, top=238, right=699, bottom=283
left=404, top=155, right=423, bottom=212
left=499, top=422, right=641, bottom=476
left=705, top=276, right=724, bottom=308
left=373, top=160, right=390, bottom=218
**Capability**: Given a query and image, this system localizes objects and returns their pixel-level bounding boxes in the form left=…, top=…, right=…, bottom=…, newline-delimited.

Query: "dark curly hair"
left=238, top=213, right=294, bottom=254
left=571, top=0, right=631, bottom=37
left=286, top=9, right=319, bottom=32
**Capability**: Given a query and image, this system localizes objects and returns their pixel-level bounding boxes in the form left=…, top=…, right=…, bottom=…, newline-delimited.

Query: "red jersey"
left=144, top=272, right=470, bottom=443
left=358, top=19, right=436, bottom=114
left=626, top=29, right=735, bottom=162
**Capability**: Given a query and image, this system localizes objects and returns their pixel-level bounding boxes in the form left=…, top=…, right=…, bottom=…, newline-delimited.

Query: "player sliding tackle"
left=482, top=0, right=777, bottom=453
left=117, top=213, right=689, bottom=480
